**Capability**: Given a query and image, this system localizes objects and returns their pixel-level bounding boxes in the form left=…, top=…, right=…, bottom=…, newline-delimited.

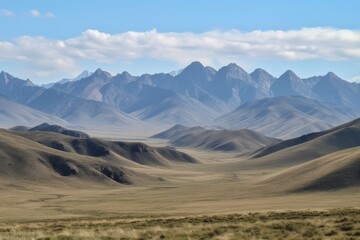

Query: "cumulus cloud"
left=0, top=27, right=360, bottom=78
left=30, top=9, right=54, bottom=18
left=0, top=9, right=14, bottom=16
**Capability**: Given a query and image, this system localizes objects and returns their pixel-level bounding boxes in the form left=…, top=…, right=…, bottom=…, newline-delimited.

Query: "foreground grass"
left=0, top=209, right=359, bottom=240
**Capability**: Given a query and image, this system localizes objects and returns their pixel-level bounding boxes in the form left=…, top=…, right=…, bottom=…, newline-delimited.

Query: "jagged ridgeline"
left=0, top=62, right=359, bottom=138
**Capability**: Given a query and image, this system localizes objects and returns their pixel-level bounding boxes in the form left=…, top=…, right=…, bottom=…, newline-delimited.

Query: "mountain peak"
left=187, top=61, right=204, bottom=68
left=180, top=61, right=206, bottom=74
left=226, top=63, right=240, bottom=69
left=178, top=61, right=208, bottom=77
left=225, top=63, right=247, bottom=73
left=92, top=68, right=112, bottom=78
left=94, top=68, right=103, bottom=73
left=0, top=71, right=11, bottom=84
left=324, top=72, right=339, bottom=79
left=0, top=71, right=33, bottom=86
left=113, top=71, right=134, bottom=84
left=175, top=61, right=216, bottom=87
left=250, top=68, right=275, bottom=82
left=120, top=71, right=133, bottom=78
left=279, top=70, right=300, bottom=80
left=216, top=63, right=249, bottom=81
left=251, top=68, right=269, bottom=75
left=0, top=71, right=11, bottom=78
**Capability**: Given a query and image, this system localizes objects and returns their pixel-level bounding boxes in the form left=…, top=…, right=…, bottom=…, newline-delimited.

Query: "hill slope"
left=28, top=123, right=90, bottom=138
left=0, top=128, right=198, bottom=186
left=153, top=125, right=280, bottom=153
left=262, top=146, right=360, bottom=191
left=252, top=118, right=360, bottom=167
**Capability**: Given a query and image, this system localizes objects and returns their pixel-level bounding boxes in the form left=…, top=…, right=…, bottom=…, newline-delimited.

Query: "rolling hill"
left=252, top=118, right=360, bottom=164
left=239, top=119, right=360, bottom=177
left=0, top=126, right=198, bottom=186
left=27, top=123, right=90, bottom=138
left=262, top=146, right=360, bottom=192
left=240, top=118, right=360, bottom=191
left=152, top=125, right=280, bottom=153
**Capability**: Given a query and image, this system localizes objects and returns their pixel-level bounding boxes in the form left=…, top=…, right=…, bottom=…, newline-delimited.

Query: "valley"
left=1, top=121, right=360, bottom=224
left=1, top=63, right=360, bottom=239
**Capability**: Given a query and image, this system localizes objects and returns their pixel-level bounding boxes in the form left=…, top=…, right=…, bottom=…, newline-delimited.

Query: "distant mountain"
left=50, top=62, right=360, bottom=123
left=0, top=71, right=142, bottom=129
left=28, top=89, right=142, bottom=128
left=210, top=63, right=268, bottom=108
left=312, top=72, right=360, bottom=109
left=51, top=66, right=228, bottom=125
left=0, top=71, right=45, bottom=104
left=249, top=68, right=276, bottom=97
left=52, top=68, right=112, bottom=102
left=0, top=94, right=68, bottom=128
left=2, top=61, right=360, bottom=136
left=131, top=88, right=219, bottom=127
left=215, top=96, right=359, bottom=139
left=152, top=125, right=280, bottom=153
left=172, top=61, right=216, bottom=97
left=168, top=68, right=183, bottom=76
left=41, top=70, right=93, bottom=88
left=53, top=69, right=150, bottom=111
left=271, top=70, right=313, bottom=98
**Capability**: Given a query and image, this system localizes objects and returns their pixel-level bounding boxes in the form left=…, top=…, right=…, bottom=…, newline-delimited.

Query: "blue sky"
left=1, top=0, right=360, bottom=83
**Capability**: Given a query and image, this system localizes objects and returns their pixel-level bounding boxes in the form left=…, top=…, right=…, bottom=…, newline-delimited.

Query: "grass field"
left=0, top=209, right=359, bottom=240
left=1, top=134, right=360, bottom=239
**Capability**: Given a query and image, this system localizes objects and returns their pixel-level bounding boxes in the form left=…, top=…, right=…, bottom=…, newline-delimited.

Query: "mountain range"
left=215, top=96, right=358, bottom=139
left=1, top=61, right=360, bottom=138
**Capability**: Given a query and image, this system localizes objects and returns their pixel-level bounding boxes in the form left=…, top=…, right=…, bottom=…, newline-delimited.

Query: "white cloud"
left=30, top=9, right=55, bottom=18
left=0, top=9, right=14, bottom=16
left=0, top=27, right=360, bottom=78
left=30, top=9, right=41, bottom=17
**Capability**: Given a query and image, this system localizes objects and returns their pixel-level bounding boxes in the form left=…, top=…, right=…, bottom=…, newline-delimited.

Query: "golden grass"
left=0, top=208, right=359, bottom=240
left=0, top=136, right=359, bottom=239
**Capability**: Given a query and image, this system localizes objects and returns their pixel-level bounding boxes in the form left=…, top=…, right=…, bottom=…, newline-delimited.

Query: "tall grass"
left=0, top=208, right=359, bottom=240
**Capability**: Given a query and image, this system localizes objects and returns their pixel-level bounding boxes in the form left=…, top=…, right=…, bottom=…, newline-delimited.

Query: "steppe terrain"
left=0, top=121, right=360, bottom=239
